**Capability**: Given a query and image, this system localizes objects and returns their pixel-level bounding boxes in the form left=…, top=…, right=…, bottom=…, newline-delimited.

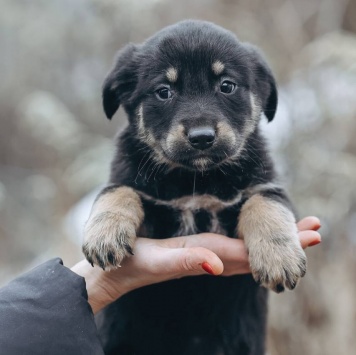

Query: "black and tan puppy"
left=83, top=20, right=306, bottom=355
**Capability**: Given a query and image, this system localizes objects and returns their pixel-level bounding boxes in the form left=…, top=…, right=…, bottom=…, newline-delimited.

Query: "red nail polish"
left=312, top=224, right=321, bottom=231
left=202, top=262, right=215, bottom=275
left=308, top=240, right=321, bottom=247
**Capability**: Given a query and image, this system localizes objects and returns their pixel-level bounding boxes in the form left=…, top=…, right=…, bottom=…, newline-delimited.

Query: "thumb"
left=168, top=247, right=224, bottom=277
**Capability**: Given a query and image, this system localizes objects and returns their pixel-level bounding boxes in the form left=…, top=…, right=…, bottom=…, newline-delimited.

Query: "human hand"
left=71, top=216, right=321, bottom=314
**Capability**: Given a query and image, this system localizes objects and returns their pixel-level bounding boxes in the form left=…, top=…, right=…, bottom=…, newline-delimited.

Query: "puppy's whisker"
left=245, top=135, right=265, bottom=144
left=136, top=159, right=151, bottom=180
left=136, top=146, right=151, bottom=154
left=146, top=164, right=155, bottom=182
left=219, top=166, right=227, bottom=176
left=147, top=162, right=161, bottom=181
left=137, top=151, right=151, bottom=174
left=153, top=164, right=162, bottom=181
left=193, top=171, right=196, bottom=197
left=135, top=153, right=152, bottom=184
left=245, top=152, right=263, bottom=171
left=144, top=160, right=156, bottom=181
left=244, top=142, right=266, bottom=172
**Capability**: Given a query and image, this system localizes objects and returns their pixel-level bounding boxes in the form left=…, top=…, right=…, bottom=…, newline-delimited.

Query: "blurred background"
left=1, top=0, right=356, bottom=353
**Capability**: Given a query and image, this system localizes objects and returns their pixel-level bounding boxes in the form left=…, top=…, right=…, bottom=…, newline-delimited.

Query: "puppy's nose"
left=188, top=127, right=215, bottom=150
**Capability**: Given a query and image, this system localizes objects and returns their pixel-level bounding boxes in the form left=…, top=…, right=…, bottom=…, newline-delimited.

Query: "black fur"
left=94, top=20, right=293, bottom=355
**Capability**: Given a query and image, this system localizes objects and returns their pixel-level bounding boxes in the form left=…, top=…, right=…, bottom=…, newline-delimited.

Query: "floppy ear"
left=102, top=44, right=138, bottom=119
left=255, top=60, right=278, bottom=122
left=244, top=44, right=278, bottom=122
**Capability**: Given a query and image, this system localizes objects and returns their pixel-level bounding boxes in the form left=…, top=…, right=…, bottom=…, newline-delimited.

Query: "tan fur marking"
left=152, top=150, right=180, bottom=168
left=192, top=158, right=211, bottom=171
left=165, top=124, right=216, bottom=172
left=238, top=194, right=306, bottom=292
left=165, top=124, right=185, bottom=152
left=244, top=93, right=261, bottom=136
left=166, top=67, right=178, bottom=82
left=176, top=209, right=227, bottom=237
left=210, top=211, right=227, bottom=235
left=83, top=187, right=144, bottom=268
left=137, top=191, right=242, bottom=213
left=136, top=104, right=159, bottom=157
left=228, top=94, right=263, bottom=161
left=137, top=105, right=155, bottom=146
left=90, top=187, right=143, bottom=227
left=178, top=210, right=197, bottom=236
left=137, top=105, right=145, bottom=135
left=249, top=93, right=261, bottom=121
left=245, top=182, right=284, bottom=197
left=212, top=61, right=225, bottom=75
left=216, top=121, right=236, bottom=146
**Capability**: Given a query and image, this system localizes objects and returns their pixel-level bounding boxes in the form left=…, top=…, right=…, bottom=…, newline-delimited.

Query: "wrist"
left=71, top=260, right=123, bottom=314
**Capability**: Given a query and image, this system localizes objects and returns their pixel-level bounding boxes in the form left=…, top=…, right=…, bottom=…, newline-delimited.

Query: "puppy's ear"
left=256, top=65, right=277, bottom=122
left=244, top=44, right=278, bottom=122
left=102, top=44, right=138, bottom=119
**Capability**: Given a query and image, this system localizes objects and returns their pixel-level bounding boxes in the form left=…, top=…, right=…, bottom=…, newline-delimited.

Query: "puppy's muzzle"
left=187, top=126, right=215, bottom=150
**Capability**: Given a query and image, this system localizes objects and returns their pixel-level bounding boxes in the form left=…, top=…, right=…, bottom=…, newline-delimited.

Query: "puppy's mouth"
left=161, top=148, right=232, bottom=171
left=158, top=124, right=241, bottom=171
left=190, top=156, right=216, bottom=170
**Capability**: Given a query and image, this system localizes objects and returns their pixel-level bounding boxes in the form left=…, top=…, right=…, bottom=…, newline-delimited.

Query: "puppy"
left=83, top=20, right=306, bottom=355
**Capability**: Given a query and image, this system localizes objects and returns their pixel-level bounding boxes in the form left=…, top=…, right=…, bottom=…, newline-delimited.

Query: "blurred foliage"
left=1, top=0, right=356, bottom=354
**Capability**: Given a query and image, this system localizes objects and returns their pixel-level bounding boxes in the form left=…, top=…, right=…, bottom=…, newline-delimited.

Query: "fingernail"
left=308, top=239, right=321, bottom=247
left=312, top=224, right=321, bottom=231
left=202, top=262, right=215, bottom=275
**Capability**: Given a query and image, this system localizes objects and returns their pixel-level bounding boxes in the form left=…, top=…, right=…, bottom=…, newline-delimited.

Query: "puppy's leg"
left=238, top=193, right=306, bottom=293
left=82, top=186, right=144, bottom=269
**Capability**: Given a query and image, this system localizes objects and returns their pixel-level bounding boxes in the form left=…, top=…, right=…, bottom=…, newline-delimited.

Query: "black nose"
left=188, top=127, right=215, bottom=150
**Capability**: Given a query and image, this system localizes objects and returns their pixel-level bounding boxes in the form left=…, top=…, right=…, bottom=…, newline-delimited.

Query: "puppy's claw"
left=300, top=263, right=307, bottom=278
left=107, top=251, right=116, bottom=265
left=82, top=215, right=137, bottom=269
left=124, top=244, right=134, bottom=256
left=285, top=279, right=297, bottom=290
left=97, top=255, right=106, bottom=271
left=86, top=255, right=94, bottom=268
left=275, top=284, right=285, bottom=293
left=249, top=237, right=307, bottom=293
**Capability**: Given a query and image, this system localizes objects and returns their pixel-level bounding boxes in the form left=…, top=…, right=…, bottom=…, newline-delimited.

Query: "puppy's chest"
left=139, top=192, right=243, bottom=238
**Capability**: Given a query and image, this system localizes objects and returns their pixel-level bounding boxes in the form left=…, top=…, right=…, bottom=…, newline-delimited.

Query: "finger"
left=297, top=216, right=321, bottom=232
left=175, top=246, right=224, bottom=276
left=148, top=246, right=225, bottom=278
left=170, top=233, right=248, bottom=259
left=299, top=230, right=321, bottom=249
left=174, top=234, right=251, bottom=275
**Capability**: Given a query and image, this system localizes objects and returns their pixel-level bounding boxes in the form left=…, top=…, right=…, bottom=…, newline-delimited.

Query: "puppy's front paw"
left=82, top=212, right=137, bottom=270
left=248, top=235, right=306, bottom=293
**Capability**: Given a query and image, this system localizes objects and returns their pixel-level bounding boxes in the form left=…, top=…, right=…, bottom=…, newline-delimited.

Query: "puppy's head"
left=103, top=20, right=277, bottom=171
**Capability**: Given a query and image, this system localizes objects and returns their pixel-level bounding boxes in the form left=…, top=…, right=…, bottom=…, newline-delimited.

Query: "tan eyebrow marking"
left=212, top=61, right=225, bottom=75
left=166, top=67, right=178, bottom=82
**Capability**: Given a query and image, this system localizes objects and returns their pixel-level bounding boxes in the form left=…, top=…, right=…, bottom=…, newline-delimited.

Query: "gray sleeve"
left=0, top=258, right=104, bottom=355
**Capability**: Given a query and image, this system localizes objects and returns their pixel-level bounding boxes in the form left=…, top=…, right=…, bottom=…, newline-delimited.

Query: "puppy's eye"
left=156, top=87, right=172, bottom=100
left=220, top=81, right=236, bottom=94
